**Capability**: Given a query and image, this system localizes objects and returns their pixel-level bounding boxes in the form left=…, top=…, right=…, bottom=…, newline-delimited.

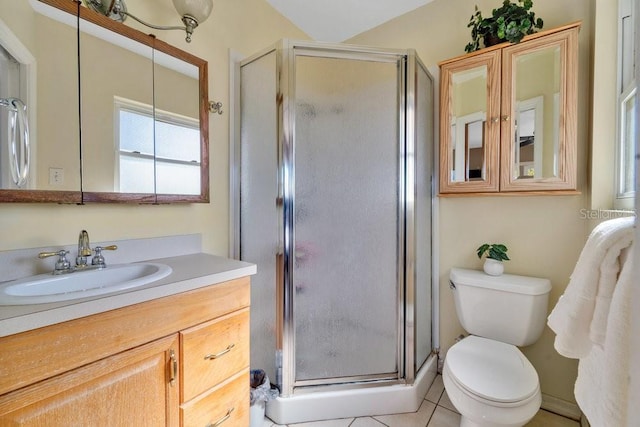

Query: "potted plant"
left=464, top=0, right=544, bottom=53
left=476, top=243, right=510, bottom=276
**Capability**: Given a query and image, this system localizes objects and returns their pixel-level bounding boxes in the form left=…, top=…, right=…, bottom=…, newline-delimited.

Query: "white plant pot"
left=483, top=258, right=504, bottom=276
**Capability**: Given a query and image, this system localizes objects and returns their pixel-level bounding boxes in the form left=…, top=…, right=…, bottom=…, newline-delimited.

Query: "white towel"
left=547, top=216, right=634, bottom=358
left=573, top=246, right=633, bottom=427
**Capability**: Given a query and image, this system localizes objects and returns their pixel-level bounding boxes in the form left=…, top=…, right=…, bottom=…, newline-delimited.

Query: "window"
left=615, top=0, right=637, bottom=209
left=115, top=97, right=201, bottom=195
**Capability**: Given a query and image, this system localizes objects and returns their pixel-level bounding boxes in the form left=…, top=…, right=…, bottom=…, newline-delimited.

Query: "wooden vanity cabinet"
left=0, top=335, right=180, bottom=426
left=439, top=22, right=580, bottom=195
left=0, top=277, right=251, bottom=427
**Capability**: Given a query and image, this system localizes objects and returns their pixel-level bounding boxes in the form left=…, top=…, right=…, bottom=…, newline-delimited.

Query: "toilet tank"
left=450, top=268, right=551, bottom=346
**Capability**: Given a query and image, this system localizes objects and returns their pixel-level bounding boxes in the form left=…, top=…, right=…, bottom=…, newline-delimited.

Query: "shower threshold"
left=266, top=354, right=437, bottom=424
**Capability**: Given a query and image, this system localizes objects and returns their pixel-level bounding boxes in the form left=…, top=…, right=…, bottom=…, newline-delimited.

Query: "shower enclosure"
left=233, top=40, right=436, bottom=424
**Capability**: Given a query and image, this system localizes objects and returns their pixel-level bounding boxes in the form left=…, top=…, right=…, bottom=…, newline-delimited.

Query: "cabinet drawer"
left=181, top=308, right=250, bottom=401
left=181, top=370, right=249, bottom=427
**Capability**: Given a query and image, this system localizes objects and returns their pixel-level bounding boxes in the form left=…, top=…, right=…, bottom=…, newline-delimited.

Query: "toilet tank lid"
left=450, top=268, right=551, bottom=296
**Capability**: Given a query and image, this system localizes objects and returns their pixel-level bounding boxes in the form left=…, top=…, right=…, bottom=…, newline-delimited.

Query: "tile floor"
left=261, top=375, right=581, bottom=427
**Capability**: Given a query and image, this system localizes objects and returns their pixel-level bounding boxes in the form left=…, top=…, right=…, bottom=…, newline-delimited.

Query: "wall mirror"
left=450, top=67, right=489, bottom=183
left=0, top=0, right=209, bottom=203
left=0, top=0, right=81, bottom=202
left=510, top=46, right=560, bottom=182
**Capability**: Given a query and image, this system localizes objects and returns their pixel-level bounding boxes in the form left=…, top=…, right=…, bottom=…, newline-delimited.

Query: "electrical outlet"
left=49, top=168, right=64, bottom=185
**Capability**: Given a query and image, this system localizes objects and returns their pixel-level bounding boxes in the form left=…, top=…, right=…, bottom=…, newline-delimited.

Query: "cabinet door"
left=0, top=335, right=179, bottom=426
left=439, top=49, right=501, bottom=193
left=500, top=26, right=579, bottom=191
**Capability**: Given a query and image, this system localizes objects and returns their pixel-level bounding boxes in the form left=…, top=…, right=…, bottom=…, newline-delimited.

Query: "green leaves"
left=464, top=0, right=544, bottom=53
left=476, top=243, right=510, bottom=261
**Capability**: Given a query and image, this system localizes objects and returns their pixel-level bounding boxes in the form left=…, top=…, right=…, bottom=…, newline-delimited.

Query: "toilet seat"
left=445, top=336, right=539, bottom=404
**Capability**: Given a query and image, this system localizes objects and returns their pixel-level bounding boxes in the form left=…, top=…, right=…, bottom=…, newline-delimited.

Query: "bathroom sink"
left=0, top=262, right=172, bottom=305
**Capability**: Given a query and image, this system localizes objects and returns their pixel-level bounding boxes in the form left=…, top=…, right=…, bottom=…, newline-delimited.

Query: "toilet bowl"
left=443, top=336, right=541, bottom=427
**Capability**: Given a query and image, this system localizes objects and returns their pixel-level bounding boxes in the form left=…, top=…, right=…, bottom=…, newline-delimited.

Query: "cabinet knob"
left=501, top=115, right=510, bottom=122
left=491, top=117, right=499, bottom=123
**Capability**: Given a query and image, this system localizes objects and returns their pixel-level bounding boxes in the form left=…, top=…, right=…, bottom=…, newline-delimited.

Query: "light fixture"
left=84, top=0, right=214, bottom=43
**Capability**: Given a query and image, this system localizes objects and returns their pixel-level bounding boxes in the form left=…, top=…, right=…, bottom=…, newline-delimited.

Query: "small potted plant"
left=476, top=243, right=510, bottom=276
left=465, top=0, right=544, bottom=53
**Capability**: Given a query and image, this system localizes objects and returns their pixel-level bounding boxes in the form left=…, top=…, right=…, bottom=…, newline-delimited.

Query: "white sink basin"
left=0, top=262, right=172, bottom=305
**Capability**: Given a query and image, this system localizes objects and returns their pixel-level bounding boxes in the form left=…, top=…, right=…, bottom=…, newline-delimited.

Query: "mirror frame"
left=0, top=0, right=209, bottom=203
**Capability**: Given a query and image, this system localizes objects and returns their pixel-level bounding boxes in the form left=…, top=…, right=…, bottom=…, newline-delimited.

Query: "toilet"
left=443, top=268, right=551, bottom=427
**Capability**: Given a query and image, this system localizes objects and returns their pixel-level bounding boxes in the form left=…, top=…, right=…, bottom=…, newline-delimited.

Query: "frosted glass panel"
left=156, top=162, right=200, bottom=194
left=155, top=120, right=200, bottom=162
left=119, top=155, right=154, bottom=193
left=119, top=110, right=154, bottom=154
left=239, top=52, right=278, bottom=382
left=293, top=55, right=400, bottom=381
left=415, top=64, right=433, bottom=370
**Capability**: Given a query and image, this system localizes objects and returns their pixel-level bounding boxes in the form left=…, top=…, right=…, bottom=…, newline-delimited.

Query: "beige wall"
left=0, top=0, right=307, bottom=252
left=348, top=0, right=593, bottom=403
left=590, top=0, right=618, bottom=209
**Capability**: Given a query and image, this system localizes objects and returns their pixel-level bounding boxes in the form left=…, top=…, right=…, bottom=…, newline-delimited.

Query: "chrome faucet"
left=76, top=230, right=92, bottom=268
left=38, top=230, right=118, bottom=274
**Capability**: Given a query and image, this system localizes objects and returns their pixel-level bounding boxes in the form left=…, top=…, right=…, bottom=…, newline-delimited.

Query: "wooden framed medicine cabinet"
left=438, top=22, right=580, bottom=196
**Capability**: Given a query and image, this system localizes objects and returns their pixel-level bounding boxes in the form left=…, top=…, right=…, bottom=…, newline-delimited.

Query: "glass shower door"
left=291, top=52, right=403, bottom=385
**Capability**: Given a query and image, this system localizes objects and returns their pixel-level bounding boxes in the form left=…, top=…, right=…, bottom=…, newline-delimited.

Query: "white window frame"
left=615, top=0, right=637, bottom=209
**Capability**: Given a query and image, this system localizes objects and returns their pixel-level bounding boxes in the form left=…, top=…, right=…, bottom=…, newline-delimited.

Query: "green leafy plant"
left=476, top=243, right=510, bottom=262
left=465, top=0, right=544, bottom=53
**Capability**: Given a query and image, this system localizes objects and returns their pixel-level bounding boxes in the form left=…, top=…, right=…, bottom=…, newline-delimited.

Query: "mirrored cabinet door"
left=500, top=25, right=578, bottom=191
left=0, top=0, right=81, bottom=202
left=439, top=50, right=500, bottom=193
left=153, top=44, right=208, bottom=203
left=79, top=11, right=156, bottom=203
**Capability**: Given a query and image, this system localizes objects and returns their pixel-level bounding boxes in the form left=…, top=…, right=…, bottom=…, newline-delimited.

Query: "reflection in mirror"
left=514, top=96, right=544, bottom=179
left=77, top=5, right=209, bottom=203
left=513, top=45, right=560, bottom=181
left=451, top=113, right=485, bottom=181
left=619, top=87, right=636, bottom=197
left=0, top=0, right=80, bottom=198
left=450, top=65, right=487, bottom=182
left=153, top=50, right=201, bottom=196
left=79, top=15, right=154, bottom=199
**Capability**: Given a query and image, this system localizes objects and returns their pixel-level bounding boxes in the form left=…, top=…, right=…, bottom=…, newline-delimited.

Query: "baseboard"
left=541, top=393, right=582, bottom=421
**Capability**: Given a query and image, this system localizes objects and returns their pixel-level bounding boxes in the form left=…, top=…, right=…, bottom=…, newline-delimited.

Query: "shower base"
left=266, top=354, right=438, bottom=424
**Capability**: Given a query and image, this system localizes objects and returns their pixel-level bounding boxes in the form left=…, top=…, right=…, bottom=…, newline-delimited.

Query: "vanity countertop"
left=0, top=253, right=256, bottom=338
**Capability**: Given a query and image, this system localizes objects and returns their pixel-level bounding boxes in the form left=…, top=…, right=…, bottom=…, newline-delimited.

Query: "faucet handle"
left=38, top=250, right=73, bottom=274
left=38, top=249, right=68, bottom=259
left=91, top=245, right=117, bottom=267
